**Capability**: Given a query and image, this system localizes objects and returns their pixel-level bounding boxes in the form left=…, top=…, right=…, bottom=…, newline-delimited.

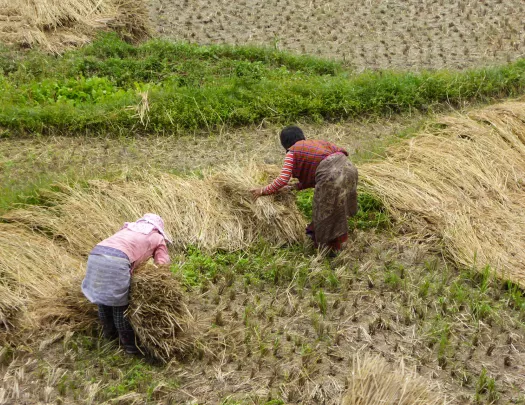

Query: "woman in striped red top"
left=252, top=126, right=358, bottom=253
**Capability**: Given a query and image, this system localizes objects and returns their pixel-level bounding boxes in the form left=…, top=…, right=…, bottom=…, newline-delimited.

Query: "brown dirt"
left=149, top=0, right=525, bottom=71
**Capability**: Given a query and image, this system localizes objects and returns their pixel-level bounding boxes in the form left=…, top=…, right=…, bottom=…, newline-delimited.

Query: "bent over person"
left=252, top=126, right=358, bottom=253
left=81, top=213, right=171, bottom=354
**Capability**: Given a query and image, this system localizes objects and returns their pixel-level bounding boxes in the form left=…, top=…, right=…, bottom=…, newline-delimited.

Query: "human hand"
left=251, top=188, right=264, bottom=199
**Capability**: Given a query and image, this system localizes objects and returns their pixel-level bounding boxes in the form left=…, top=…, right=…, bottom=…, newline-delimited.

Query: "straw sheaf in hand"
left=211, top=163, right=305, bottom=245
left=127, top=263, right=197, bottom=363
left=341, top=354, right=447, bottom=405
left=361, top=101, right=525, bottom=287
left=4, top=163, right=306, bottom=255
left=0, top=0, right=150, bottom=52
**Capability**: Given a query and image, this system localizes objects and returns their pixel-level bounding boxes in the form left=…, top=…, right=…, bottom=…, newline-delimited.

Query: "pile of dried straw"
left=31, top=274, right=98, bottom=332
left=30, top=262, right=197, bottom=363
left=341, top=354, right=446, bottom=405
left=128, top=263, right=197, bottom=363
left=0, top=0, right=149, bottom=52
left=5, top=163, right=306, bottom=255
left=0, top=224, right=84, bottom=337
left=362, top=101, right=525, bottom=287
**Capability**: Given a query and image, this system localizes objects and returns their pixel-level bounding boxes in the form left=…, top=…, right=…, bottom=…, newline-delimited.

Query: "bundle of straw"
left=0, top=0, right=149, bottom=51
left=362, top=101, right=525, bottom=287
left=0, top=283, right=24, bottom=333
left=34, top=263, right=198, bottom=361
left=127, top=263, right=196, bottom=363
left=0, top=224, right=85, bottom=335
left=31, top=274, right=99, bottom=332
left=211, top=163, right=305, bottom=245
left=341, top=354, right=447, bottom=405
left=5, top=163, right=306, bottom=255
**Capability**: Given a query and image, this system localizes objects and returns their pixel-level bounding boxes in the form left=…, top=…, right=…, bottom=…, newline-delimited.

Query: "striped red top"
left=262, top=140, right=347, bottom=195
left=262, top=151, right=294, bottom=195
left=291, top=140, right=347, bottom=190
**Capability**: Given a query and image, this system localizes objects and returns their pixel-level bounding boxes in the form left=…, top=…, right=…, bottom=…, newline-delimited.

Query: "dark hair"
left=280, top=126, right=305, bottom=150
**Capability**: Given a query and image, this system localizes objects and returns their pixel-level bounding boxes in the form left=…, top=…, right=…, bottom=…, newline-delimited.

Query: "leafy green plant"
left=384, top=270, right=402, bottom=291
left=348, top=192, right=390, bottom=230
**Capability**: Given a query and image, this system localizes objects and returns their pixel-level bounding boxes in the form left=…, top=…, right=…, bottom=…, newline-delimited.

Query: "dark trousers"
left=97, top=304, right=135, bottom=343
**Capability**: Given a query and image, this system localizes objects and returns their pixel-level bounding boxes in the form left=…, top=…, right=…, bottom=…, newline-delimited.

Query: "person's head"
left=141, top=213, right=166, bottom=233
left=280, top=126, right=305, bottom=151
left=140, top=213, right=172, bottom=243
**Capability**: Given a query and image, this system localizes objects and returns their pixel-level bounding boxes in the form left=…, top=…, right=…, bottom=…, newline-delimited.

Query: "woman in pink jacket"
left=81, top=213, right=171, bottom=354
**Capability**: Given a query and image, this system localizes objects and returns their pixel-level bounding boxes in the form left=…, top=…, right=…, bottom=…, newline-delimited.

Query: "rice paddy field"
left=1, top=1, right=525, bottom=404
left=150, top=0, right=525, bottom=71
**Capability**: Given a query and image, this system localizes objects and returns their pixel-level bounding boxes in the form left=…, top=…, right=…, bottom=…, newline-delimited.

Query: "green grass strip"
left=1, top=33, right=525, bottom=136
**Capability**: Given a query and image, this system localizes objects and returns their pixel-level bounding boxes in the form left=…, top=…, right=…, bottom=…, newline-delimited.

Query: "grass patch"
left=171, top=243, right=338, bottom=292
left=2, top=33, right=525, bottom=136
left=0, top=173, right=53, bottom=212
left=51, top=334, right=177, bottom=403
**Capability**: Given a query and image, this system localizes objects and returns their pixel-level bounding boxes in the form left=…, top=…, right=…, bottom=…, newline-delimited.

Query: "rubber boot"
left=119, top=331, right=140, bottom=355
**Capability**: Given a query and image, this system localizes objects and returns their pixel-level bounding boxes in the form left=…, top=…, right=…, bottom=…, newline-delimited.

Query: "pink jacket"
left=98, top=228, right=170, bottom=271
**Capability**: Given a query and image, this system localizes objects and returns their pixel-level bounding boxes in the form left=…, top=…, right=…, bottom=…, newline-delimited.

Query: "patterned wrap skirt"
left=312, top=153, right=358, bottom=246
left=81, top=246, right=132, bottom=307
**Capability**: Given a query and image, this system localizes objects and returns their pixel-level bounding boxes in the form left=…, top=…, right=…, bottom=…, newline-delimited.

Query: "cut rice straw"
left=127, top=263, right=199, bottom=363
left=361, top=101, right=525, bottom=287
left=0, top=224, right=85, bottom=338
left=1, top=163, right=304, bottom=349
left=4, top=162, right=306, bottom=255
left=341, top=354, right=447, bottom=405
left=0, top=0, right=150, bottom=52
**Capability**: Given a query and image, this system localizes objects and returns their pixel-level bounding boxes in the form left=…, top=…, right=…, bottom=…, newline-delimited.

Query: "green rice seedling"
left=418, top=278, right=432, bottom=298
left=316, top=290, right=328, bottom=316
left=475, top=367, right=499, bottom=403
left=310, top=314, right=325, bottom=339
left=478, top=265, right=493, bottom=294
left=470, top=298, right=493, bottom=322
left=384, top=269, right=402, bottom=291
left=504, top=280, right=525, bottom=311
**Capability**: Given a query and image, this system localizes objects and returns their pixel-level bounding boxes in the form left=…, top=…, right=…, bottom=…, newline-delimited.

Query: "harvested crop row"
left=362, top=101, right=525, bottom=287
left=1, top=163, right=305, bottom=356
left=0, top=0, right=149, bottom=52
left=0, top=224, right=84, bottom=337
left=4, top=163, right=306, bottom=254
